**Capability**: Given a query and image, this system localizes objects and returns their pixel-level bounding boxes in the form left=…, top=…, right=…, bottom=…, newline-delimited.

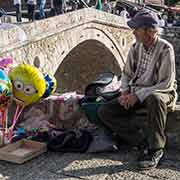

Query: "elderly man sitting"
left=98, top=10, right=177, bottom=170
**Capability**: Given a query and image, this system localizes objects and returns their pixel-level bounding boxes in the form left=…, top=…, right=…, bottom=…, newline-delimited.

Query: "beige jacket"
left=120, top=37, right=177, bottom=111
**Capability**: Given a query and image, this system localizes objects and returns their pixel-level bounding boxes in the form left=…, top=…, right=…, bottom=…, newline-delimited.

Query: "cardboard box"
left=0, top=139, right=47, bottom=164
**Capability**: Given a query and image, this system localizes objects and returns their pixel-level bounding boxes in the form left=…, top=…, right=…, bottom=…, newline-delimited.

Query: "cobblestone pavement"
left=0, top=149, right=180, bottom=180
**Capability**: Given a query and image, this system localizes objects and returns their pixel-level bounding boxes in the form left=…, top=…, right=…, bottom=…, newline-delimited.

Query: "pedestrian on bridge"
left=39, top=0, right=46, bottom=19
left=98, top=10, right=177, bottom=170
left=95, top=0, right=102, bottom=10
left=13, top=0, right=22, bottom=22
left=53, top=0, right=66, bottom=15
left=120, top=7, right=129, bottom=19
left=102, top=0, right=111, bottom=13
left=27, top=0, right=37, bottom=22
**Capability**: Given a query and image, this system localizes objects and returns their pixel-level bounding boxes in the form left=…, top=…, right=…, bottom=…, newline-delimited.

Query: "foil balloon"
left=0, top=69, right=12, bottom=146
left=43, top=73, right=57, bottom=98
left=0, top=58, right=13, bottom=72
left=0, top=69, right=12, bottom=110
left=8, top=64, right=47, bottom=143
left=0, top=58, right=13, bottom=67
left=9, top=64, right=46, bottom=106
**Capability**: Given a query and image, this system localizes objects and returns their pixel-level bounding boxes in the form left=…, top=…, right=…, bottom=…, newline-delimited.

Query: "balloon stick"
left=10, top=104, right=24, bottom=142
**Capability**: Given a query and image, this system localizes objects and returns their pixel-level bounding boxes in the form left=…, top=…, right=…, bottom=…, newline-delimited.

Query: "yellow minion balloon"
left=9, top=64, right=46, bottom=106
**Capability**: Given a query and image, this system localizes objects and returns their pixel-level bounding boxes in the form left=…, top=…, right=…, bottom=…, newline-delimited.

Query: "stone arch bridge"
left=0, top=8, right=134, bottom=93
left=2, top=8, right=180, bottom=148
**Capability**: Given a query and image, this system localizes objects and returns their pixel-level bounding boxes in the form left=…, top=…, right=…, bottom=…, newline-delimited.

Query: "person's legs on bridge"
left=15, top=4, right=22, bottom=22
left=39, top=0, right=46, bottom=19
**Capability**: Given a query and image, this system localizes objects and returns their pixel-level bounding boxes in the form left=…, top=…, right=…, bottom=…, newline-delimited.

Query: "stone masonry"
left=1, top=8, right=180, bottom=136
left=1, top=8, right=180, bottom=128
left=0, top=9, right=180, bottom=180
left=0, top=8, right=134, bottom=93
left=0, top=8, right=180, bottom=95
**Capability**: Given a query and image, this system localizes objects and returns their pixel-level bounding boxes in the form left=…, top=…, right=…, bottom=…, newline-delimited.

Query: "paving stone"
left=106, top=158, right=180, bottom=180
left=0, top=174, right=9, bottom=180
left=52, top=152, right=137, bottom=180
left=23, top=170, right=80, bottom=180
left=0, top=150, right=179, bottom=180
left=106, top=171, right=155, bottom=180
left=137, top=167, right=180, bottom=180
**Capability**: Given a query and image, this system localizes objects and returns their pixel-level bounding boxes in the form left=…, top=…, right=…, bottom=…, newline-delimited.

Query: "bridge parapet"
left=0, top=8, right=134, bottom=92
left=0, top=8, right=129, bottom=52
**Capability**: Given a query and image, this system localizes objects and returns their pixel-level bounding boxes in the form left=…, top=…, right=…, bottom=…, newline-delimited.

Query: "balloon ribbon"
left=10, top=104, right=24, bottom=142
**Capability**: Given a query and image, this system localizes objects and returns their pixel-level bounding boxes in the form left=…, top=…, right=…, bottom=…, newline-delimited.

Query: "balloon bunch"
left=0, top=62, right=57, bottom=145
left=0, top=58, right=13, bottom=146
left=43, top=73, right=57, bottom=98
left=0, top=58, right=13, bottom=74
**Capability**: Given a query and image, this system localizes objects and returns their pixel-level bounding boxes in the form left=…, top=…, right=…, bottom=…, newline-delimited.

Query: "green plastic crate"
left=81, top=101, right=106, bottom=125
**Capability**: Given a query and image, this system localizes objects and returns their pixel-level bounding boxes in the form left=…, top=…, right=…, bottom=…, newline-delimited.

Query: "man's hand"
left=118, top=91, right=129, bottom=109
left=118, top=93, right=138, bottom=109
left=127, top=94, right=138, bottom=108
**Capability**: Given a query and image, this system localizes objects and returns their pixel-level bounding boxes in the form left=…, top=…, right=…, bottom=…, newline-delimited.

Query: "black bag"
left=47, top=129, right=93, bottom=153
left=80, top=72, right=121, bottom=104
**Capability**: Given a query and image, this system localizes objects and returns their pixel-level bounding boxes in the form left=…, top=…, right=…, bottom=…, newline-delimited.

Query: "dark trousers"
left=53, top=0, right=66, bottom=15
left=15, top=4, right=22, bottom=22
left=27, top=4, right=35, bottom=21
left=98, top=92, right=174, bottom=149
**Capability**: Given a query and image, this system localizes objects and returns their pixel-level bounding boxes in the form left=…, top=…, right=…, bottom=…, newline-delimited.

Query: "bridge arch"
left=54, top=26, right=127, bottom=93
left=54, top=26, right=126, bottom=73
left=55, top=39, right=122, bottom=93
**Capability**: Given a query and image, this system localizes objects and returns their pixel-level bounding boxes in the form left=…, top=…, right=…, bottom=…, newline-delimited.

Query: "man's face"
left=133, top=28, right=146, bottom=43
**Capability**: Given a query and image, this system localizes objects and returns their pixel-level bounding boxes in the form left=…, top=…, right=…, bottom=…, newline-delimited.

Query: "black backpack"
left=80, top=72, right=121, bottom=104
left=47, top=129, right=93, bottom=153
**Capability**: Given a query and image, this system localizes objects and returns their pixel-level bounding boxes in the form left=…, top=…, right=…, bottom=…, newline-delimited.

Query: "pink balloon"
left=0, top=58, right=13, bottom=68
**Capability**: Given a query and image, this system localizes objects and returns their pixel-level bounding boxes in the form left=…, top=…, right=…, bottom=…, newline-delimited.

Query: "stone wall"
left=0, top=8, right=134, bottom=93
left=160, top=28, right=180, bottom=99
left=1, top=9, right=180, bottom=96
